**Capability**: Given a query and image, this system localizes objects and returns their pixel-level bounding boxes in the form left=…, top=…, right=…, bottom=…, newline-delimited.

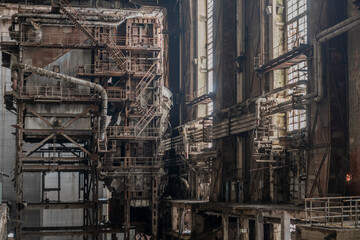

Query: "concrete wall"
left=0, top=6, right=29, bottom=238
left=41, top=172, right=83, bottom=240
left=296, top=225, right=360, bottom=240
left=348, top=0, right=360, bottom=195
left=210, top=0, right=237, bottom=202
left=0, top=4, right=17, bottom=202
left=179, top=0, right=196, bottom=123
left=0, top=205, right=7, bottom=239
left=195, top=0, right=208, bottom=118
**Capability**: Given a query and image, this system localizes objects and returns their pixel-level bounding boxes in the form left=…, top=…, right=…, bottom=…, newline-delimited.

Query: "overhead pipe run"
left=210, top=13, right=360, bottom=124
left=255, top=13, right=360, bottom=107
left=222, top=13, right=360, bottom=119
left=15, top=63, right=108, bottom=140
left=313, top=14, right=360, bottom=102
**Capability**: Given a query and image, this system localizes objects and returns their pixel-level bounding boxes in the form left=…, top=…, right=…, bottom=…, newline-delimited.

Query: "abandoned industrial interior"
left=0, top=0, right=360, bottom=239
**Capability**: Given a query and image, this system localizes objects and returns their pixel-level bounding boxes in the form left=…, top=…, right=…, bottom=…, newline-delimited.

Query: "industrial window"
left=207, top=0, right=214, bottom=115
left=286, top=0, right=308, bottom=132
left=287, top=60, right=308, bottom=132
left=286, top=0, right=307, bottom=22
left=287, top=15, right=307, bottom=50
left=287, top=0, right=307, bottom=50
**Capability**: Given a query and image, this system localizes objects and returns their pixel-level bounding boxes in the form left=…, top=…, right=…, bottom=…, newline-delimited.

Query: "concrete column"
left=151, top=177, right=159, bottom=239
left=236, top=136, right=245, bottom=189
left=281, top=211, right=291, bottom=240
left=255, top=214, right=264, bottom=240
left=222, top=213, right=229, bottom=240
left=236, top=0, right=245, bottom=103
left=171, top=206, right=178, bottom=231
left=124, top=177, right=130, bottom=240
left=191, top=207, right=197, bottom=238
left=196, top=0, right=208, bottom=117
left=273, top=223, right=281, bottom=240
left=240, top=218, right=249, bottom=240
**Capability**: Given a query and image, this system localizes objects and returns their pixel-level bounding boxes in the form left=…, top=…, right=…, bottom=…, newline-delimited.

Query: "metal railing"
left=272, top=44, right=286, bottom=59
left=0, top=32, right=89, bottom=45
left=12, top=85, right=97, bottom=99
left=162, top=131, right=213, bottom=153
left=106, top=88, right=127, bottom=100
left=305, top=196, right=360, bottom=228
left=107, top=126, right=160, bottom=139
left=7, top=84, right=131, bottom=101
left=0, top=31, right=161, bottom=48
left=77, top=60, right=160, bottom=75
left=111, top=157, right=161, bottom=168
left=193, top=86, right=210, bottom=99
left=107, top=35, right=160, bottom=48
left=77, top=63, right=123, bottom=75
left=93, top=33, right=160, bottom=48
left=253, top=44, right=286, bottom=68
left=253, top=30, right=307, bottom=67
left=135, top=63, right=157, bottom=97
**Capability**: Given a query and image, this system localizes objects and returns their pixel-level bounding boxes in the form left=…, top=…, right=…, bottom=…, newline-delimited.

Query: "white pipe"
left=17, top=63, right=108, bottom=139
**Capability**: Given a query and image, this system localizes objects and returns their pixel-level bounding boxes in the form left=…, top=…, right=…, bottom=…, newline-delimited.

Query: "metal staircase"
left=135, top=105, right=157, bottom=137
left=131, top=63, right=159, bottom=135
left=58, top=0, right=160, bottom=139
left=135, top=63, right=157, bottom=97
left=58, top=0, right=128, bottom=74
left=132, top=101, right=147, bottom=115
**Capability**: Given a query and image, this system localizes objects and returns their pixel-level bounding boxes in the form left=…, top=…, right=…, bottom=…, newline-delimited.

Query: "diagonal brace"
left=27, top=107, right=54, bottom=128
left=62, top=107, right=92, bottom=129
left=60, top=133, right=92, bottom=156
left=24, top=134, right=55, bottom=157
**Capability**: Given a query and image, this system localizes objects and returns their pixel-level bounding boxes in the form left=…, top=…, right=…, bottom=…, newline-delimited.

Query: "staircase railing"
left=134, top=105, right=157, bottom=137
left=135, top=63, right=157, bottom=97
left=58, top=0, right=128, bottom=74
left=58, top=0, right=161, bottom=139
left=305, top=196, right=360, bottom=228
left=131, top=63, right=159, bottom=134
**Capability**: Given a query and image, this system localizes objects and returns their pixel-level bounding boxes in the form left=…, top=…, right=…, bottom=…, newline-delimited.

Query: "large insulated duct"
left=16, top=63, right=108, bottom=139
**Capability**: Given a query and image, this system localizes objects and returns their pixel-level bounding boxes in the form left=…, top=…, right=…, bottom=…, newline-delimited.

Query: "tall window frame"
left=207, top=0, right=214, bottom=115
left=286, top=0, right=308, bottom=132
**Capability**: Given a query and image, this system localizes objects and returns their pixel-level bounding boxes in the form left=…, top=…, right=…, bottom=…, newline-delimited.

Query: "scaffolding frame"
left=2, top=2, right=166, bottom=239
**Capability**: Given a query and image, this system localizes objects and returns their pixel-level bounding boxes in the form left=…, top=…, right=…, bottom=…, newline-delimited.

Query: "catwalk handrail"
left=17, top=85, right=96, bottom=98
left=305, top=196, right=360, bottom=228
left=107, top=126, right=160, bottom=138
